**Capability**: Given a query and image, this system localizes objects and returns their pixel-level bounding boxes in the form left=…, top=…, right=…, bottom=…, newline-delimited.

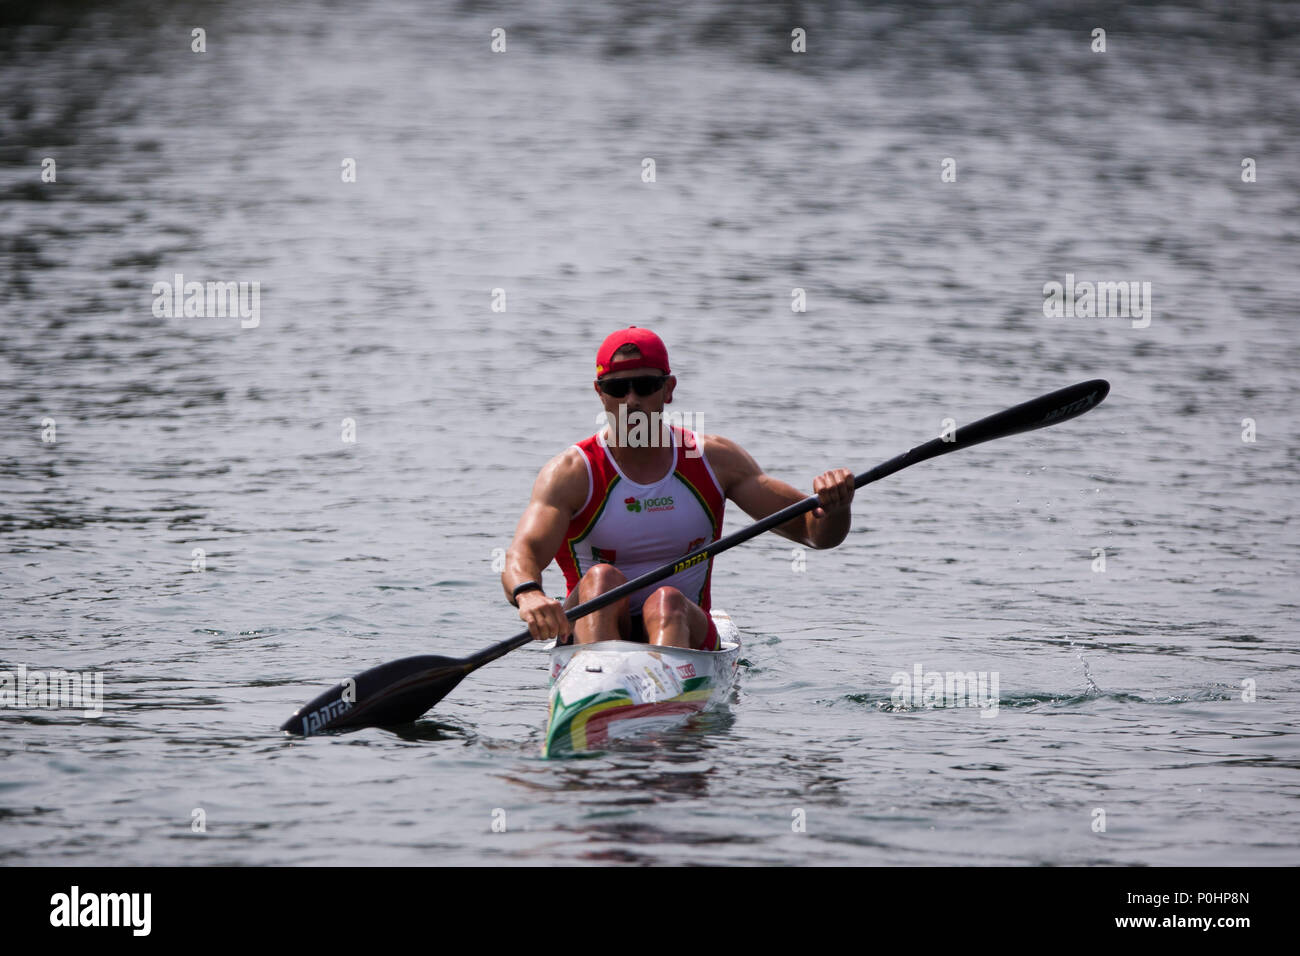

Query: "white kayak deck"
left=542, top=609, right=741, bottom=755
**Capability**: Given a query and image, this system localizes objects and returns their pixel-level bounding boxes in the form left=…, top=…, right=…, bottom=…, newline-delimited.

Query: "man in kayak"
left=502, top=326, right=855, bottom=650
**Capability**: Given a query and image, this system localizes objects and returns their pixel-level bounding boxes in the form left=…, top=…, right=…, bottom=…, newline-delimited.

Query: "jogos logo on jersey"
left=624, top=496, right=674, bottom=513
left=592, top=546, right=617, bottom=564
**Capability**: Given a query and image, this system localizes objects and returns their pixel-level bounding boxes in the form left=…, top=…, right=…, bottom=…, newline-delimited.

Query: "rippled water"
left=2, top=0, right=1298, bottom=865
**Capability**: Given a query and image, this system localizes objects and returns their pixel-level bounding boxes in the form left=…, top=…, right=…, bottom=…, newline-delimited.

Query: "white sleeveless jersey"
left=554, top=427, right=726, bottom=613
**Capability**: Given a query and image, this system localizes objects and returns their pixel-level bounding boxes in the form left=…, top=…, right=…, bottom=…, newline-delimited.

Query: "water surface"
left=2, top=0, right=1298, bottom=865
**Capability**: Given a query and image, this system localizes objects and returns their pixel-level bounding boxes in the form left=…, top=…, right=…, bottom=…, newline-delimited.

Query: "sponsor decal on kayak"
left=676, top=662, right=696, bottom=679
left=623, top=674, right=657, bottom=702
left=620, top=663, right=677, bottom=703
left=890, top=663, right=1000, bottom=718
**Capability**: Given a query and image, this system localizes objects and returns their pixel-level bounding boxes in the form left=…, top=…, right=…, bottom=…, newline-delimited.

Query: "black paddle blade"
left=957, top=378, right=1110, bottom=448
left=280, top=654, right=472, bottom=736
left=856, top=379, right=1112, bottom=490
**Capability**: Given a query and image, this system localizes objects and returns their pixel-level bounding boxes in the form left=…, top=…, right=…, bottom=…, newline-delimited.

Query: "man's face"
left=593, top=367, right=676, bottom=425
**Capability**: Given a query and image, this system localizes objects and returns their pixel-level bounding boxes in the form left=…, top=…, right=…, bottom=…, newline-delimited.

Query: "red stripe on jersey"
left=555, top=433, right=620, bottom=595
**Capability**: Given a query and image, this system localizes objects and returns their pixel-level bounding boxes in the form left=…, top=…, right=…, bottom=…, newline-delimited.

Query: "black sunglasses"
left=597, top=375, right=667, bottom=398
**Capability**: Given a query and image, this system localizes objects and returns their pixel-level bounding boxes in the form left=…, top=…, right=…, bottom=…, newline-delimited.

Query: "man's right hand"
left=517, top=590, right=572, bottom=642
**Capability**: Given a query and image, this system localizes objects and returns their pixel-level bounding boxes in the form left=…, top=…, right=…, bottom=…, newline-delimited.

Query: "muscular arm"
left=502, top=447, right=589, bottom=604
left=701, top=434, right=853, bottom=549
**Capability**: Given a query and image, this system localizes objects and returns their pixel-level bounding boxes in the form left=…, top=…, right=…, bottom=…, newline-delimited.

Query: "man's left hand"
left=812, top=468, right=855, bottom=518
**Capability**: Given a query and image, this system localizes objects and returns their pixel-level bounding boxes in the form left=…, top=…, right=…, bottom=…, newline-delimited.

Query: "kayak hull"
left=542, top=610, right=741, bottom=757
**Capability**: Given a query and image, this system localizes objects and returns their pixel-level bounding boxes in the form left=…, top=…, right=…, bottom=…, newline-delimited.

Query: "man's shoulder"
left=695, top=432, right=733, bottom=451
left=542, top=442, right=592, bottom=482
left=695, top=432, right=745, bottom=461
left=532, top=442, right=592, bottom=513
left=692, top=433, right=753, bottom=490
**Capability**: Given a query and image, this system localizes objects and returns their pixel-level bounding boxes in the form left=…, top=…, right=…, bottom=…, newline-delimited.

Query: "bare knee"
left=579, top=563, right=627, bottom=597
left=571, top=564, right=631, bottom=644
left=642, top=586, right=688, bottom=620
left=641, top=587, right=705, bottom=648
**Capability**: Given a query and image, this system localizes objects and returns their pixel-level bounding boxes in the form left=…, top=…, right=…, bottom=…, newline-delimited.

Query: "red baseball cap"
left=595, top=326, right=671, bottom=377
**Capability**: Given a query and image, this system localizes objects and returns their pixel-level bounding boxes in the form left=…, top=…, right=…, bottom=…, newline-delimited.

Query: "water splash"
left=1070, top=637, right=1104, bottom=697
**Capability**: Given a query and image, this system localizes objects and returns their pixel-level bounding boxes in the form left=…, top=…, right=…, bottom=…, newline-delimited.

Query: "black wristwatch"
left=511, top=580, right=543, bottom=606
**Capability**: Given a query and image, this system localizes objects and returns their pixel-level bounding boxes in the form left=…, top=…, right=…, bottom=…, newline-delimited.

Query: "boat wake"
left=839, top=686, right=1238, bottom=712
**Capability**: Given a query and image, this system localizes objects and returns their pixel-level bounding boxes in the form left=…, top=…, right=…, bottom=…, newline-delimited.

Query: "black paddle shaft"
left=282, top=377, right=1108, bottom=734
left=466, top=378, right=1111, bottom=669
